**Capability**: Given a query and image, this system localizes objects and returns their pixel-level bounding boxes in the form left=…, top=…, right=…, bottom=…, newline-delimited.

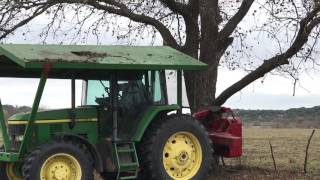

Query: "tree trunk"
left=184, top=0, right=221, bottom=112
left=184, top=57, right=219, bottom=111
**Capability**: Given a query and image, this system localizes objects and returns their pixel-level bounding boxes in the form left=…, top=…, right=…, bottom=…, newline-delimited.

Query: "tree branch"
left=159, top=0, right=189, bottom=16
left=214, top=8, right=320, bottom=106
left=86, top=0, right=180, bottom=49
left=0, top=3, right=55, bottom=39
left=219, top=0, right=254, bottom=41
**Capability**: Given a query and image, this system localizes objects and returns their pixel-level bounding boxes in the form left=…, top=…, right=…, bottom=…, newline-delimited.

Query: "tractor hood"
left=8, top=106, right=98, bottom=125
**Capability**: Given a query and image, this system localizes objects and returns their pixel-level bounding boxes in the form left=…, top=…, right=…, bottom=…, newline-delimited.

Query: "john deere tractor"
left=0, top=44, right=242, bottom=180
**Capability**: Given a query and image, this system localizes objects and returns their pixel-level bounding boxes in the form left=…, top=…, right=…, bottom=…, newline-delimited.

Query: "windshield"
left=83, top=70, right=166, bottom=106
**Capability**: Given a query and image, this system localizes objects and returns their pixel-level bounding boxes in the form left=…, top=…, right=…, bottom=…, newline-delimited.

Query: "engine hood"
left=8, top=106, right=98, bottom=125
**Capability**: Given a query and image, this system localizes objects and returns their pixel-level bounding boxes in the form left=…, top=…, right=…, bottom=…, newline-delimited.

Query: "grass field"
left=236, top=128, right=320, bottom=174
left=1, top=128, right=319, bottom=179
left=212, top=128, right=320, bottom=179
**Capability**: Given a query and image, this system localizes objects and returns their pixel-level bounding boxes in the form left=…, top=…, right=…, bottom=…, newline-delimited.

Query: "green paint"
left=0, top=45, right=207, bottom=76
left=61, top=122, right=98, bottom=144
left=9, top=107, right=98, bottom=121
left=0, top=100, right=10, bottom=151
left=0, top=152, right=20, bottom=162
left=132, top=105, right=180, bottom=141
left=36, top=125, right=50, bottom=144
left=18, top=68, right=48, bottom=157
left=0, top=46, right=26, bottom=67
left=177, top=70, right=183, bottom=108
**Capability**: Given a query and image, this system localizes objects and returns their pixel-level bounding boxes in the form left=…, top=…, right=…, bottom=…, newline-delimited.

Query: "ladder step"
left=120, top=162, right=139, bottom=167
left=120, top=175, right=138, bottom=180
left=114, top=142, right=139, bottom=180
left=118, top=149, right=135, bottom=153
left=120, top=176, right=137, bottom=180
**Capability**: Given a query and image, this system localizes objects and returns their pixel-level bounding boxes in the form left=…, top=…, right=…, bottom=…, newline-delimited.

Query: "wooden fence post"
left=269, top=140, right=277, bottom=171
left=304, top=129, right=315, bottom=174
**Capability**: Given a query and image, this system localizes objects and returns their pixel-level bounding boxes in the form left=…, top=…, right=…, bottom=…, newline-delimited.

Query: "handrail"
left=0, top=99, right=10, bottom=151
left=18, top=63, right=51, bottom=157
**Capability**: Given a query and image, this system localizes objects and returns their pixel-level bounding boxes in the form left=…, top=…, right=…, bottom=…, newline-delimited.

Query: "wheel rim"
left=40, top=153, right=82, bottom=180
left=6, top=163, right=22, bottom=180
left=163, top=131, right=203, bottom=179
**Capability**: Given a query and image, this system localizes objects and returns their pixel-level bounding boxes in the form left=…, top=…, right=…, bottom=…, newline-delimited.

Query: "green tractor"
left=0, top=44, right=214, bottom=180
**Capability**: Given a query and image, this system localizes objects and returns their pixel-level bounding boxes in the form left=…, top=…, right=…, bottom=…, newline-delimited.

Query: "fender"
left=54, top=133, right=104, bottom=172
left=132, top=105, right=180, bottom=141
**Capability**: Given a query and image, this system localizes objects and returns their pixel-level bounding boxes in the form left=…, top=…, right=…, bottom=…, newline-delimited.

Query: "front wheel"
left=22, top=140, right=94, bottom=180
left=139, top=115, right=213, bottom=180
left=0, top=162, right=23, bottom=180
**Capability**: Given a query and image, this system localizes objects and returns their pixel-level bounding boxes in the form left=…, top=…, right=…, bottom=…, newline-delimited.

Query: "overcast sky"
left=1, top=5, right=320, bottom=110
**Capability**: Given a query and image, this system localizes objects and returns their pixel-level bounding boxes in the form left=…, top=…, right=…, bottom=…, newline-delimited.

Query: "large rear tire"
left=139, top=114, right=213, bottom=180
left=22, top=140, right=94, bottom=180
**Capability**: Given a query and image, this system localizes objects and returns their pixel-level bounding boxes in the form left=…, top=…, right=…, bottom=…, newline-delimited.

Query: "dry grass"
left=220, top=128, right=320, bottom=178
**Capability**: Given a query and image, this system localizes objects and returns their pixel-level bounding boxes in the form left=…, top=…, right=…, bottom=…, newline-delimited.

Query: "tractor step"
left=114, top=142, right=140, bottom=180
left=120, top=175, right=139, bottom=180
left=118, top=149, right=136, bottom=153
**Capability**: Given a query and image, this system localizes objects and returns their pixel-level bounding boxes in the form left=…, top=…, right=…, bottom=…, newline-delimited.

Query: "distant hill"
left=2, top=105, right=32, bottom=119
left=1, top=105, right=319, bottom=128
left=234, top=106, right=320, bottom=128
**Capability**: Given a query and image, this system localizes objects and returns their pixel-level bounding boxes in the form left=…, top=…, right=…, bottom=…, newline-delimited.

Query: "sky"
left=1, top=3, right=320, bottom=110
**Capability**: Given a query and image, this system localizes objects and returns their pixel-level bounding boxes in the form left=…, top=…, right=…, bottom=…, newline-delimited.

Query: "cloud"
left=0, top=78, right=82, bottom=109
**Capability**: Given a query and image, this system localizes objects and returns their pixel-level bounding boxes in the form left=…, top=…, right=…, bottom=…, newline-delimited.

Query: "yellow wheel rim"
left=163, top=131, right=203, bottom=180
left=6, top=163, right=22, bottom=180
left=40, top=153, right=82, bottom=180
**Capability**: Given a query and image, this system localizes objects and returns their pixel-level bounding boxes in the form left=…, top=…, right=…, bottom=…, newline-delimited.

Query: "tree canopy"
left=1, top=0, right=320, bottom=110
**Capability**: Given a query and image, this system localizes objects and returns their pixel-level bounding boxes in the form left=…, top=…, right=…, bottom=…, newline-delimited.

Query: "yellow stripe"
left=8, top=119, right=98, bottom=125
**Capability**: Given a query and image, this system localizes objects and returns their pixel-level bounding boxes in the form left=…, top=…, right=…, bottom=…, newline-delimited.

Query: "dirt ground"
left=209, top=166, right=320, bottom=180
left=94, top=166, right=320, bottom=180
left=2, top=128, right=320, bottom=179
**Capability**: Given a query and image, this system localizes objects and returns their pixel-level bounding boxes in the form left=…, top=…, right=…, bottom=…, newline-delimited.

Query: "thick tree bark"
left=184, top=0, right=222, bottom=111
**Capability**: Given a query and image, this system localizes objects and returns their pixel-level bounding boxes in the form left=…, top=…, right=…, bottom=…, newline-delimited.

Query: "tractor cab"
left=81, top=70, right=168, bottom=139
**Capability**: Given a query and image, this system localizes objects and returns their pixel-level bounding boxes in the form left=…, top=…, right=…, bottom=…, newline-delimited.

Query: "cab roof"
left=0, top=44, right=207, bottom=78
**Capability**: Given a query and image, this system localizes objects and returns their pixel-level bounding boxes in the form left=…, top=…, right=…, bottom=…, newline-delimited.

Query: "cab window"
left=85, top=80, right=110, bottom=105
left=83, top=70, right=165, bottom=106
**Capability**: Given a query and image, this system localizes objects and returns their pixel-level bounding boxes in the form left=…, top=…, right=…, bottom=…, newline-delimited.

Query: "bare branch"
left=214, top=6, right=320, bottom=106
left=86, top=0, right=180, bottom=48
left=159, top=0, right=189, bottom=16
left=0, top=3, right=55, bottom=39
left=219, top=0, right=254, bottom=41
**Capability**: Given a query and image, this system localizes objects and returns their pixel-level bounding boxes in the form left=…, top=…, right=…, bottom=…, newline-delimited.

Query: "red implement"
left=193, top=107, right=242, bottom=158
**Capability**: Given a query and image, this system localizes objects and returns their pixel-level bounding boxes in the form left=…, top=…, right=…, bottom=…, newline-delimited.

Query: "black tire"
left=0, top=162, right=23, bottom=180
left=0, top=145, right=22, bottom=180
left=0, top=162, right=9, bottom=180
left=0, top=146, right=8, bottom=180
left=139, top=114, right=213, bottom=180
left=22, top=140, right=94, bottom=180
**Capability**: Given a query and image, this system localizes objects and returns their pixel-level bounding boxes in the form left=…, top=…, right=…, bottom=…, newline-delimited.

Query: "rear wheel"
left=0, top=162, right=23, bottom=180
left=22, top=140, right=94, bottom=180
left=139, top=115, right=213, bottom=180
